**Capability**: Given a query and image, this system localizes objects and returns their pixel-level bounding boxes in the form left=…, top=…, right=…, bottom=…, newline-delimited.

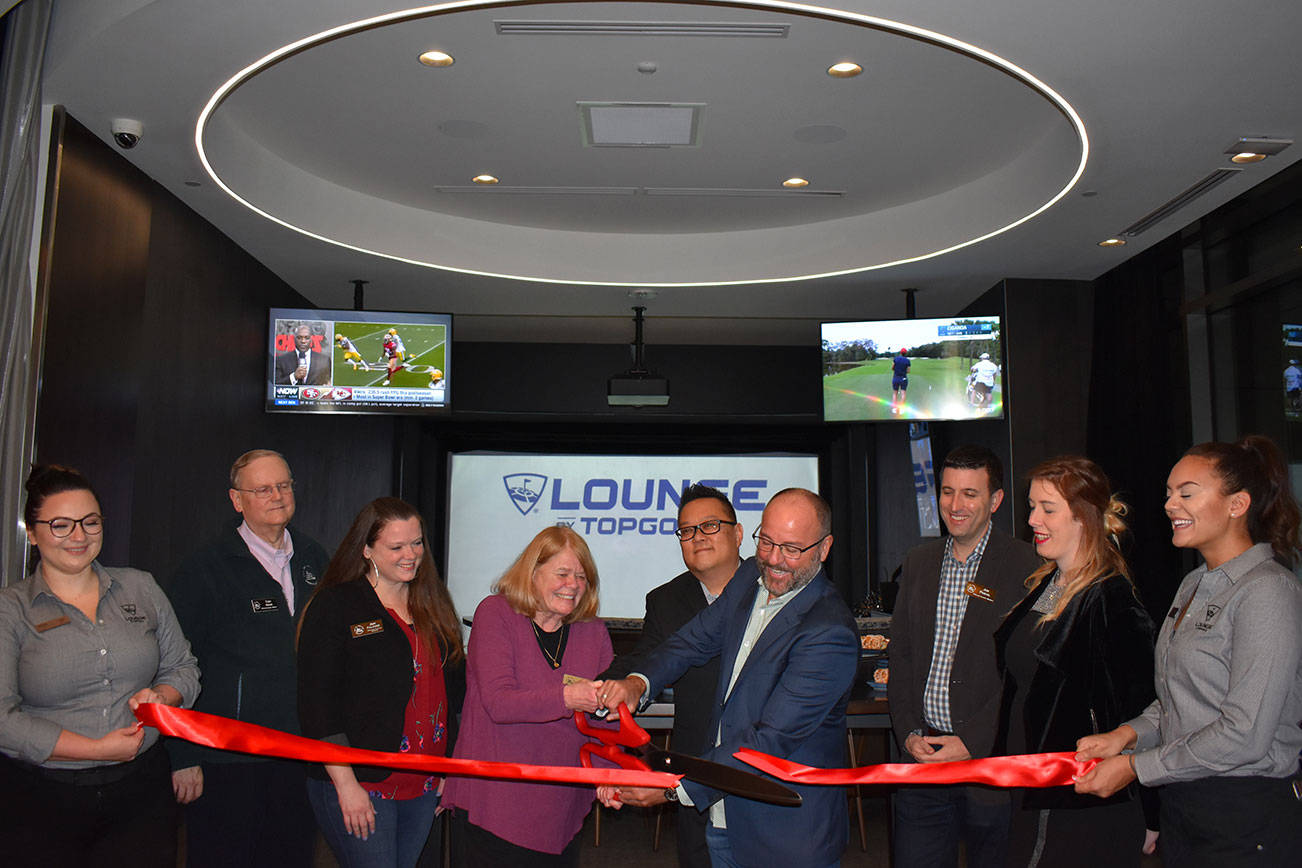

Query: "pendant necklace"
left=532, top=621, right=569, bottom=670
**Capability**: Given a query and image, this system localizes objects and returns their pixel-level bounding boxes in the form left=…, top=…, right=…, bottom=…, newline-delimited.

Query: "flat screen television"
left=822, top=315, right=1004, bottom=421
left=265, top=307, right=451, bottom=414
left=1283, top=324, right=1302, bottom=421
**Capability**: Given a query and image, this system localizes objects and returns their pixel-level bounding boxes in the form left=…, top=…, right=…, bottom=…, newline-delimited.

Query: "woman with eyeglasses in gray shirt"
left=0, top=465, right=199, bottom=868
left=1075, top=436, right=1302, bottom=866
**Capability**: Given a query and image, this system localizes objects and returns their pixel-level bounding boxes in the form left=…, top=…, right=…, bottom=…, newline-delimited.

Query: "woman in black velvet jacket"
left=994, top=456, right=1156, bottom=867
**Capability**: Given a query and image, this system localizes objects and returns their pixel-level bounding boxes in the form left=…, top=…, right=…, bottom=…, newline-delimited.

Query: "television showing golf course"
left=822, top=316, right=1004, bottom=422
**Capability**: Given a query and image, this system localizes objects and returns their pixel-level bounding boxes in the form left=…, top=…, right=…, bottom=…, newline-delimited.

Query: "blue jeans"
left=306, top=777, right=438, bottom=868
left=706, top=824, right=840, bottom=868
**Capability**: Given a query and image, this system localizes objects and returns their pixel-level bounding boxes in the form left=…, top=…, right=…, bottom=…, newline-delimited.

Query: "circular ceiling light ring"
left=195, top=0, right=1089, bottom=288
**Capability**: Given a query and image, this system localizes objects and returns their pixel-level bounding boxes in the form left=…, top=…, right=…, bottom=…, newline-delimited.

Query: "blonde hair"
left=493, top=526, right=600, bottom=623
left=1025, top=455, right=1133, bottom=621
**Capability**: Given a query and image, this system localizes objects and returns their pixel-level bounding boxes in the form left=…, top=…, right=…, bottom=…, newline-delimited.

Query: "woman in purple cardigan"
left=443, top=526, right=611, bottom=866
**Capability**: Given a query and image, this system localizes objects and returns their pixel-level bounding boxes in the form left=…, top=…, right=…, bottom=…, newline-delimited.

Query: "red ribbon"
left=734, top=748, right=1096, bottom=788
left=135, top=704, right=677, bottom=789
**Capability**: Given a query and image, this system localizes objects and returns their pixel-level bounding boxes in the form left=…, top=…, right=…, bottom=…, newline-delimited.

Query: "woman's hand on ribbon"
left=1074, top=724, right=1136, bottom=762
left=1072, top=754, right=1135, bottom=798
left=93, top=725, right=146, bottom=762
left=595, top=785, right=622, bottom=809
left=128, top=686, right=182, bottom=712
left=563, top=678, right=604, bottom=713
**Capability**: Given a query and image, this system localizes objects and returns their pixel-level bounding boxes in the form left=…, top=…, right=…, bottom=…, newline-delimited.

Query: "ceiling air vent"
left=494, top=20, right=789, bottom=37
left=1120, top=168, right=1241, bottom=237
left=579, top=102, right=704, bottom=148
left=644, top=187, right=843, bottom=198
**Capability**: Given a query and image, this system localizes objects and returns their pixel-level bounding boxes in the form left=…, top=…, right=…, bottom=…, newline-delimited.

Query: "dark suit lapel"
left=952, top=534, right=1010, bottom=660
left=912, top=543, right=946, bottom=663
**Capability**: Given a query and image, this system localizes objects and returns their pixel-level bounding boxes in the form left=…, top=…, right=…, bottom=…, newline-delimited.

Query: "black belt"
left=28, top=741, right=162, bottom=787
left=924, top=726, right=954, bottom=738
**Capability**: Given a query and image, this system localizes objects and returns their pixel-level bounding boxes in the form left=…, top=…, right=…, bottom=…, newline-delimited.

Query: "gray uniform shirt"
left=0, top=563, right=200, bottom=768
left=1128, top=543, right=1302, bottom=785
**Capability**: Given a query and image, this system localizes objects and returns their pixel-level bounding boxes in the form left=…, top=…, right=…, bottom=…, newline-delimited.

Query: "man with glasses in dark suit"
left=601, top=483, right=744, bottom=867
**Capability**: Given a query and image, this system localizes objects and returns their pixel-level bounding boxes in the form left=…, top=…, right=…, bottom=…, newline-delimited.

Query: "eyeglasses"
left=233, top=481, right=294, bottom=499
left=674, top=519, right=737, bottom=541
left=752, top=529, right=828, bottom=559
left=32, top=514, right=104, bottom=538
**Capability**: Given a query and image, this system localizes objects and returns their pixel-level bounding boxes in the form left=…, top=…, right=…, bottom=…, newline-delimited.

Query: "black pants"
left=675, top=801, right=711, bottom=868
left=182, top=759, right=316, bottom=868
left=0, top=742, right=177, bottom=868
left=449, top=808, right=580, bottom=868
left=893, top=784, right=1012, bottom=868
left=1161, top=775, right=1302, bottom=867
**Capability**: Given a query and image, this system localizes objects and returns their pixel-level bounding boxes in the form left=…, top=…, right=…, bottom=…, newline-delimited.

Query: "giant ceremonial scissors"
left=574, top=704, right=802, bottom=807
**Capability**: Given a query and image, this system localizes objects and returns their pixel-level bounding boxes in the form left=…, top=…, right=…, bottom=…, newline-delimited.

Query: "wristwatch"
left=663, top=787, right=679, bottom=803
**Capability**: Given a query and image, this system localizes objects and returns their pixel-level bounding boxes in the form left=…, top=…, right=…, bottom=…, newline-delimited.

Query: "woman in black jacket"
left=994, top=456, right=1156, bottom=866
left=298, top=498, right=465, bottom=868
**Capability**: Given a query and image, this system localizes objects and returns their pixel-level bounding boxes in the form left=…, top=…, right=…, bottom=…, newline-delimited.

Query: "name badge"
left=963, top=581, right=996, bottom=603
left=250, top=598, right=280, bottom=613
left=35, top=615, right=71, bottom=633
left=350, top=619, right=384, bottom=638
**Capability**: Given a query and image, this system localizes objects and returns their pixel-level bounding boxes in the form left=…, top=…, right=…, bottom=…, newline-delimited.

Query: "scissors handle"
left=572, top=703, right=650, bottom=749
left=579, top=741, right=650, bottom=771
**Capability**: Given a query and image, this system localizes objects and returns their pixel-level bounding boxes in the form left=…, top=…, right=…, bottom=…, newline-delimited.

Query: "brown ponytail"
left=1186, top=435, right=1301, bottom=567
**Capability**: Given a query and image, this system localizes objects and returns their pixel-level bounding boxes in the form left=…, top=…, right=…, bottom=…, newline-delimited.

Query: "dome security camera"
left=111, top=118, right=143, bottom=149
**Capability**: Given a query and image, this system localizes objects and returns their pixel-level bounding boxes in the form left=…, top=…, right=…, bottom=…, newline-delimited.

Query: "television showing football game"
left=265, top=307, right=451, bottom=414
left=822, top=315, right=1004, bottom=422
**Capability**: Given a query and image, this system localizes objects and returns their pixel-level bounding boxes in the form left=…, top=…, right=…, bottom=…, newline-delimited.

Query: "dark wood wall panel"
left=35, top=117, right=153, bottom=564
left=35, top=116, right=395, bottom=578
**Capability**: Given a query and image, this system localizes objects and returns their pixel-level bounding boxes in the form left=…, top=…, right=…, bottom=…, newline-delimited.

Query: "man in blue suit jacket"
left=600, top=488, right=860, bottom=868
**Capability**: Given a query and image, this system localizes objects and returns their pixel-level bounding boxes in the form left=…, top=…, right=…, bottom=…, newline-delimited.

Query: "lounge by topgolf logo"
left=503, top=474, right=548, bottom=516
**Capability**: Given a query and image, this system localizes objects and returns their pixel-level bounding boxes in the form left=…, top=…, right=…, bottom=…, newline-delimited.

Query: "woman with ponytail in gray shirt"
left=1075, top=436, right=1302, bottom=867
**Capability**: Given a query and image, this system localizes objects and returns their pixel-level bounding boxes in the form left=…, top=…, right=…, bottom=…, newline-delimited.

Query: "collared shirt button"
left=99, top=648, right=107, bottom=656
left=102, top=708, right=109, bottom=716
left=102, top=678, right=110, bottom=685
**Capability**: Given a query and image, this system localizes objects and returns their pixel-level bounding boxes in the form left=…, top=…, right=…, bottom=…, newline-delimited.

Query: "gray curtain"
left=0, top=0, right=52, bottom=586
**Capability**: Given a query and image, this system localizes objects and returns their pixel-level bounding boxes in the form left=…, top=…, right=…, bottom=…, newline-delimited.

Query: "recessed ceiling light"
left=1223, top=136, right=1291, bottom=164
left=783, top=177, right=810, bottom=188
left=827, top=62, right=862, bottom=78
left=1098, top=237, right=1126, bottom=247
left=419, top=50, right=454, bottom=67
left=472, top=174, right=499, bottom=185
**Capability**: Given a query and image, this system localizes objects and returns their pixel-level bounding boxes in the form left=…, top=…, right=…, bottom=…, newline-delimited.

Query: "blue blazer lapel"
left=716, top=577, right=760, bottom=705
left=725, top=572, right=830, bottom=701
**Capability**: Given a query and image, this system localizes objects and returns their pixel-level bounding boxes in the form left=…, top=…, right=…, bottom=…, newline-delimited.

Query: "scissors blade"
left=642, top=748, right=802, bottom=807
